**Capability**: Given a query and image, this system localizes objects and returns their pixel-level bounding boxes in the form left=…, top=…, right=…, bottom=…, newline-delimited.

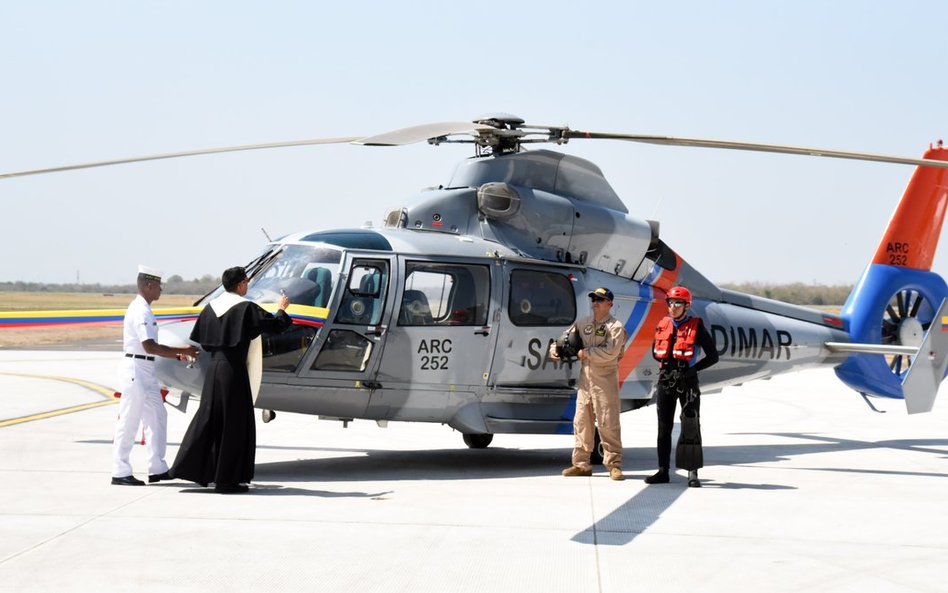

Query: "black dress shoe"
left=111, top=475, right=145, bottom=486
left=148, top=471, right=172, bottom=483
left=214, top=484, right=249, bottom=494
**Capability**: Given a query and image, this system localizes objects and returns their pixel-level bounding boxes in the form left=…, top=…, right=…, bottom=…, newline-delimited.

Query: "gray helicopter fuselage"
left=156, top=150, right=851, bottom=435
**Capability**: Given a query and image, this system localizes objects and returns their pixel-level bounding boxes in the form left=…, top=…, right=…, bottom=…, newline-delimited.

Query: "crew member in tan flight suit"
left=551, top=287, right=628, bottom=481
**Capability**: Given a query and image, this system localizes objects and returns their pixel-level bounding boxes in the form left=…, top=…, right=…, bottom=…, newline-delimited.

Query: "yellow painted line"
left=0, top=372, right=117, bottom=428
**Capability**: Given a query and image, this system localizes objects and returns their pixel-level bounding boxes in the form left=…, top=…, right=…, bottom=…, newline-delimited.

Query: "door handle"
left=474, top=326, right=491, bottom=336
left=366, top=325, right=386, bottom=337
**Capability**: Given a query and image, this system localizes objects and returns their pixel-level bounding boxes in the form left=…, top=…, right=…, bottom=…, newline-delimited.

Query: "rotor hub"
left=897, top=316, right=924, bottom=348
left=471, top=114, right=528, bottom=154
left=473, top=113, right=526, bottom=130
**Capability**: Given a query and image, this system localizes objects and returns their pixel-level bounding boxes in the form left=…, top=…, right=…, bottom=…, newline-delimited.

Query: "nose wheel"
left=462, top=433, right=493, bottom=449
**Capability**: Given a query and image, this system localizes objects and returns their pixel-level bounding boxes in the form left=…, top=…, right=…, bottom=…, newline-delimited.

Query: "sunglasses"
left=590, top=297, right=609, bottom=303
left=667, top=300, right=687, bottom=307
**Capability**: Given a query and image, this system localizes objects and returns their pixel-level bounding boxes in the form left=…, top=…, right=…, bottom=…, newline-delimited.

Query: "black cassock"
left=171, top=298, right=291, bottom=487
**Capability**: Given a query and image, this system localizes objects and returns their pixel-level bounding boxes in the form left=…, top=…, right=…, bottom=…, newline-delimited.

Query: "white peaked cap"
left=137, top=264, right=163, bottom=280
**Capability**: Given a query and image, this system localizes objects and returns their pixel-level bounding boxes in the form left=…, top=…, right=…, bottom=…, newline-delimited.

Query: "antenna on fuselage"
left=261, top=227, right=272, bottom=242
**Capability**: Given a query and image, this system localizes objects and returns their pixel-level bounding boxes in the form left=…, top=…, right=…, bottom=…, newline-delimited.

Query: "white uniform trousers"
left=111, top=361, right=168, bottom=477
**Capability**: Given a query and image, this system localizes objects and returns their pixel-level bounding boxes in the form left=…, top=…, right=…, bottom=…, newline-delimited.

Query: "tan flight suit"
left=571, top=313, right=628, bottom=470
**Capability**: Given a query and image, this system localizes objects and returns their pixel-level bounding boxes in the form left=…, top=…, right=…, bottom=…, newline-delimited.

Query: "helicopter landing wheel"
left=462, top=433, right=494, bottom=449
left=590, top=429, right=604, bottom=465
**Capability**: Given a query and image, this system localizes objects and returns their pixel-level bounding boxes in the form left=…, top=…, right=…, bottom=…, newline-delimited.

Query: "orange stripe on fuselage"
left=618, top=303, right=668, bottom=385
left=872, top=145, right=948, bottom=271
left=618, top=255, right=682, bottom=385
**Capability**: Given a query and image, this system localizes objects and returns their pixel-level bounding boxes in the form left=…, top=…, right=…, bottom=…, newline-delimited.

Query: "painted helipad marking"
left=0, top=372, right=117, bottom=428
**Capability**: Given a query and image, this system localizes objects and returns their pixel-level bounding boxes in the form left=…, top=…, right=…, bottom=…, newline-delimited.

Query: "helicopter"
left=2, top=114, right=946, bottom=454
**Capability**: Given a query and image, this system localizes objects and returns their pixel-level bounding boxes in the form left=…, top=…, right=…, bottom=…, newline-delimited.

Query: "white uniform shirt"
left=123, top=295, right=158, bottom=355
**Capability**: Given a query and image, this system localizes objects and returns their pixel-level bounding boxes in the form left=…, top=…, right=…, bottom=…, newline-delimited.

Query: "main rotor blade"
left=355, top=122, right=496, bottom=146
left=564, top=131, right=948, bottom=170
left=0, top=137, right=363, bottom=180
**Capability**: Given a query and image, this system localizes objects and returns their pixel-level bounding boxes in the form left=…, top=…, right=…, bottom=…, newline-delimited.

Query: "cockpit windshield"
left=246, top=244, right=342, bottom=308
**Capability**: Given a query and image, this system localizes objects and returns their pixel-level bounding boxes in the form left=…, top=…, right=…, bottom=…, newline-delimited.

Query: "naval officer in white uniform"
left=111, top=265, right=200, bottom=486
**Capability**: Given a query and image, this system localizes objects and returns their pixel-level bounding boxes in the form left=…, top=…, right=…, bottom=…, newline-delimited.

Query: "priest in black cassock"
left=171, top=266, right=292, bottom=494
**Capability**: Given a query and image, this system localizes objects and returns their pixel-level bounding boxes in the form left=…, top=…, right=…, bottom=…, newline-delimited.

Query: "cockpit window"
left=245, top=245, right=279, bottom=277
left=196, top=244, right=280, bottom=306
left=247, top=244, right=342, bottom=308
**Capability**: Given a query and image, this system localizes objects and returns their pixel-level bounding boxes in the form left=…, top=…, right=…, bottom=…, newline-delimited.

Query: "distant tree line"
left=720, top=282, right=852, bottom=306
left=0, top=274, right=220, bottom=295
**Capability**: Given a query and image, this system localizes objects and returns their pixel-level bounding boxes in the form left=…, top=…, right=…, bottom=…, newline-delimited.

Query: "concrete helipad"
left=1, top=350, right=946, bottom=593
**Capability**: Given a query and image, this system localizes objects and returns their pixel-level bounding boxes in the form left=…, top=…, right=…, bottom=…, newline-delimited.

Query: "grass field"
left=0, top=292, right=201, bottom=349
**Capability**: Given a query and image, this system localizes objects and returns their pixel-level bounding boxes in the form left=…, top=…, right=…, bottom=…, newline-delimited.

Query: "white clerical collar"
left=209, top=291, right=247, bottom=317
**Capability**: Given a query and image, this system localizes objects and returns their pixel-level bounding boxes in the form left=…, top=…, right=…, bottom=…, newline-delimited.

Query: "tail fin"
left=871, top=142, right=948, bottom=271
left=901, top=298, right=948, bottom=413
left=835, top=143, right=948, bottom=408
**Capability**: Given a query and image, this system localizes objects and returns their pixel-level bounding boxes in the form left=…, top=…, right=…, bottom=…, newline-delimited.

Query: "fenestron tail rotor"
left=881, top=289, right=930, bottom=378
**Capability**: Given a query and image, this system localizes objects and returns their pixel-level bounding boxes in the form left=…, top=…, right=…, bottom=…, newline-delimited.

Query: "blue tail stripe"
left=837, top=264, right=948, bottom=399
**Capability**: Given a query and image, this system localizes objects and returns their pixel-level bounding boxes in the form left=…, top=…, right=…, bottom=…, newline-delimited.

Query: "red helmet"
left=666, top=286, right=693, bottom=305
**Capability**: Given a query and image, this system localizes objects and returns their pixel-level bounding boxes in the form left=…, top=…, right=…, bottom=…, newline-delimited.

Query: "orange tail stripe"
left=872, top=145, right=948, bottom=271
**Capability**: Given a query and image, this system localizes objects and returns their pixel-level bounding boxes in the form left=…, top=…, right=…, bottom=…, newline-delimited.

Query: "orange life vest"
left=653, top=316, right=701, bottom=361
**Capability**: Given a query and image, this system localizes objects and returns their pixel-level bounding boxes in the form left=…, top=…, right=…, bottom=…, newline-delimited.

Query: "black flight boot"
left=645, top=468, right=670, bottom=484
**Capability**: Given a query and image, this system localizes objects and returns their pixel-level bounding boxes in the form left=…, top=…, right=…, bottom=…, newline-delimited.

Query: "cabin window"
left=336, top=261, right=389, bottom=325
left=399, top=262, right=490, bottom=326
left=508, top=270, right=576, bottom=326
left=262, top=326, right=318, bottom=373
left=311, top=330, right=373, bottom=372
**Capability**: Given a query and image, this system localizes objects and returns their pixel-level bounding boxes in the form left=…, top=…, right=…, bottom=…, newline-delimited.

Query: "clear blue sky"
left=1, top=1, right=946, bottom=285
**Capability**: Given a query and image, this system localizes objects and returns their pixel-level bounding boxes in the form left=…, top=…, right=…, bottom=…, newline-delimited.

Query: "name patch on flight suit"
left=595, top=326, right=606, bottom=337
